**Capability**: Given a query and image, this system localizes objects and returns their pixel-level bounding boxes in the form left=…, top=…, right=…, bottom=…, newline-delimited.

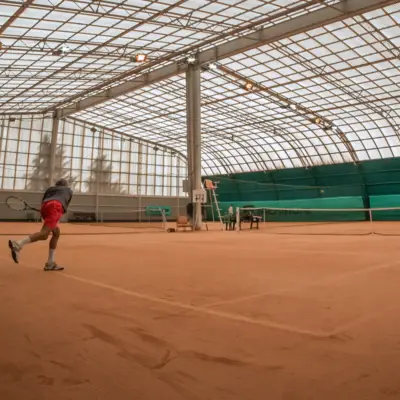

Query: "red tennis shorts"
left=40, top=200, right=64, bottom=230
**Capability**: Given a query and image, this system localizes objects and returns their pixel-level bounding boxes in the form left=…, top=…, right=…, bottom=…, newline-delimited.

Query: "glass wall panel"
left=0, top=115, right=187, bottom=196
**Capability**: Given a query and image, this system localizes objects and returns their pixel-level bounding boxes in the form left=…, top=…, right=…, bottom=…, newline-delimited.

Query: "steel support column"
left=186, top=64, right=202, bottom=229
left=186, top=66, right=194, bottom=204
left=192, top=66, right=202, bottom=230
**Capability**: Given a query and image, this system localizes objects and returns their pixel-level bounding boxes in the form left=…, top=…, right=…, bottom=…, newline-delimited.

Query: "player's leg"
left=8, top=200, right=62, bottom=265
left=8, top=224, right=51, bottom=264
left=44, top=226, right=63, bottom=271
left=42, top=201, right=64, bottom=271
left=48, top=227, right=60, bottom=263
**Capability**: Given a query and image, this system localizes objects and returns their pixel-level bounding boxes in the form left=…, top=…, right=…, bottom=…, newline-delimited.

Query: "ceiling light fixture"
left=134, top=53, right=147, bottom=62
left=60, top=44, right=70, bottom=53
left=310, top=116, right=335, bottom=130
left=244, top=82, right=253, bottom=91
left=52, top=44, right=70, bottom=56
left=201, top=63, right=218, bottom=72
left=186, top=55, right=196, bottom=64
left=310, top=117, right=322, bottom=125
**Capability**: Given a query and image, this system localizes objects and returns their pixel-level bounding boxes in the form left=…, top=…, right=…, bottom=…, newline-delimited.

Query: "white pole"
left=369, top=208, right=373, bottom=235
left=138, top=193, right=142, bottom=223
left=95, top=165, right=99, bottom=222
left=210, top=190, right=215, bottom=222
left=236, top=207, right=240, bottom=232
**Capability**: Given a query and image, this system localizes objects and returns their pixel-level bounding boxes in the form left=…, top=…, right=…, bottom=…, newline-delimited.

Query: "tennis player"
left=8, top=178, right=73, bottom=271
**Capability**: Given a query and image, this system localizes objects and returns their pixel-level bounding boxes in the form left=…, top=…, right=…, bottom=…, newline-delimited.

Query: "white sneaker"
left=8, top=240, right=20, bottom=264
left=44, top=262, right=64, bottom=271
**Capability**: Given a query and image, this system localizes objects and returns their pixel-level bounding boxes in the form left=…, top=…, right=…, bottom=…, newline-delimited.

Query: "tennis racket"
left=6, top=196, right=40, bottom=212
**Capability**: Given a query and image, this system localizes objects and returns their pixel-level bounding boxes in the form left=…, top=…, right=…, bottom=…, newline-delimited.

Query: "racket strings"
left=6, top=196, right=28, bottom=211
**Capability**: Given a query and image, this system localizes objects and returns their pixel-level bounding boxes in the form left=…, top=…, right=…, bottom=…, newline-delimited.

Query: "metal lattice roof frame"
left=0, top=0, right=390, bottom=114
left=1, top=0, right=399, bottom=175
left=1, top=0, right=337, bottom=113
left=50, top=0, right=396, bottom=117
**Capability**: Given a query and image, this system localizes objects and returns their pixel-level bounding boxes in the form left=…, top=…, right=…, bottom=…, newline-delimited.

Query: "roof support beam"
left=57, top=62, right=186, bottom=119
left=56, top=0, right=396, bottom=119
left=0, top=0, right=35, bottom=36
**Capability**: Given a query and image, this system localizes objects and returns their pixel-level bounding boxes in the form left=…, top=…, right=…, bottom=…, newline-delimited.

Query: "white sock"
left=16, top=237, right=31, bottom=249
left=48, top=249, right=55, bottom=264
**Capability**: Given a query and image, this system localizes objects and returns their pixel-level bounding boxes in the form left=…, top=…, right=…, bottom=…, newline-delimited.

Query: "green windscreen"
left=204, top=157, right=400, bottom=223
left=145, top=206, right=171, bottom=216
left=370, top=195, right=400, bottom=221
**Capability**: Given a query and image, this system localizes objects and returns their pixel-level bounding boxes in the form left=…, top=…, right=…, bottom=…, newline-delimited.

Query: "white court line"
left=0, top=255, right=331, bottom=339
left=203, top=260, right=400, bottom=308
left=2, top=255, right=399, bottom=339
left=330, top=303, right=400, bottom=336
left=203, top=245, right=392, bottom=257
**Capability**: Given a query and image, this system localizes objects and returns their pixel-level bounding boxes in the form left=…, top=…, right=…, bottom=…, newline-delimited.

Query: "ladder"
left=204, top=180, right=224, bottom=230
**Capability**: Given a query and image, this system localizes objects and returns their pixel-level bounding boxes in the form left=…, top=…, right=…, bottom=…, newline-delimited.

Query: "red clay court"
left=2, top=1, right=399, bottom=399
left=1, top=222, right=400, bottom=400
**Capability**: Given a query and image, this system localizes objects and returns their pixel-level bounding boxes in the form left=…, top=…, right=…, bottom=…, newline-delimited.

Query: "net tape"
left=235, top=206, right=400, bottom=236
left=238, top=207, right=400, bottom=212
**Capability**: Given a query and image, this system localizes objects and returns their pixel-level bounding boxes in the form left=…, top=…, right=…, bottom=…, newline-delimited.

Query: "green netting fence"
left=203, top=158, right=400, bottom=223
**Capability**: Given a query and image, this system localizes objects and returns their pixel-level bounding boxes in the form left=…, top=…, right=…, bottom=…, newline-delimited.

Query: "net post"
left=368, top=207, right=373, bottom=234
left=236, top=207, right=240, bottom=232
left=160, top=208, right=167, bottom=231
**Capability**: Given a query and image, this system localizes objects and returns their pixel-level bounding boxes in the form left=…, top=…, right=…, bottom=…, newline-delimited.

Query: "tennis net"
left=235, top=206, right=400, bottom=236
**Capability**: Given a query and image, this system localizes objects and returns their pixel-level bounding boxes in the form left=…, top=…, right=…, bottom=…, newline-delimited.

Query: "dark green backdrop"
left=203, top=157, right=400, bottom=221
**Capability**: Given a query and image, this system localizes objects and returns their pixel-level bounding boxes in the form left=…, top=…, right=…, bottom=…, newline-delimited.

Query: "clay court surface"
left=1, top=222, right=400, bottom=400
